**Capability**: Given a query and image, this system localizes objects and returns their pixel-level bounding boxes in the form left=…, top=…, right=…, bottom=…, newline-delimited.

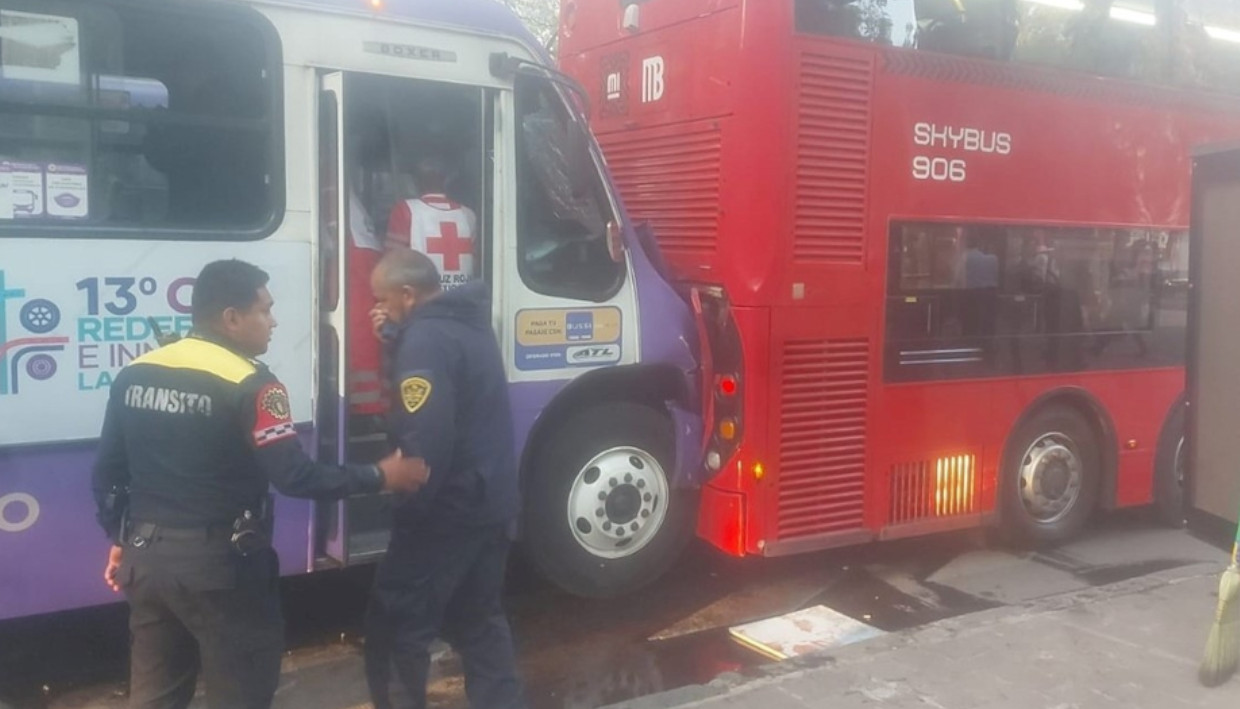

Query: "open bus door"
left=316, top=72, right=393, bottom=566
left=314, top=68, right=494, bottom=566
left=1186, top=143, right=1240, bottom=546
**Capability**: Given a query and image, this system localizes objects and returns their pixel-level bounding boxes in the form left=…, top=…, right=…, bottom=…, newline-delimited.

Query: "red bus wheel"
left=1000, top=405, right=1101, bottom=545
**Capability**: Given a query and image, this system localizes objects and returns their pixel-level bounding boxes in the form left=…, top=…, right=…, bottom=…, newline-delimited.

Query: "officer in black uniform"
left=363, top=250, right=525, bottom=709
left=92, top=259, right=428, bottom=709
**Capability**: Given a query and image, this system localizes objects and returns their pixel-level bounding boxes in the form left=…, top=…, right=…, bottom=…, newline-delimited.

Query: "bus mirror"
left=489, top=52, right=522, bottom=80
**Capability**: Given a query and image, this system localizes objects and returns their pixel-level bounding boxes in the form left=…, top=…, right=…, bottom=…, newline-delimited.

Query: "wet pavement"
left=609, top=563, right=1237, bottom=709
left=0, top=513, right=1223, bottom=709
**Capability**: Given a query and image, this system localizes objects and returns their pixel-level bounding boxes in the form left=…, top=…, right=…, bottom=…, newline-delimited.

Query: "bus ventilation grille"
left=794, top=50, right=872, bottom=265
left=890, top=455, right=978, bottom=525
left=777, top=339, right=870, bottom=539
left=599, top=119, right=722, bottom=257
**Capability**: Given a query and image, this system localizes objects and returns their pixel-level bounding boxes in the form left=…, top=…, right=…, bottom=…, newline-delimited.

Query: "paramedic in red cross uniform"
left=385, top=157, right=478, bottom=289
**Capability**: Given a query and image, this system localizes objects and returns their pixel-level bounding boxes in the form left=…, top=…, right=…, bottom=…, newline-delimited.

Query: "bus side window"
left=796, top=0, right=1239, bottom=94
left=1175, top=0, right=1240, bottom=94
left=914, top=0, right=1020, bottom=61
left=0, top=0, right=277, bottom=235
left=1009, top=0, right=1240, bottom=93
left=1012, top=0, right=1145, bottom=79
left=795, top=0, right=920, bottom=48
left=888, top=223, right=1190, bottom=381
left=513, top=74, right=624, bottom=302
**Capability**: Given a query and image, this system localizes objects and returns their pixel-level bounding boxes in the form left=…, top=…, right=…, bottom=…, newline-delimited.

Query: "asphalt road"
left=0, top=512, right=1225, bottom=709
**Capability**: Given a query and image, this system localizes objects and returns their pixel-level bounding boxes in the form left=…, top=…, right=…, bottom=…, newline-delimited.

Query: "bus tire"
left=1152, top=402, right=1186, bottom=527
left=523, top=402, right=696, bottom=598
left=1000, top=405, right=1101, bottom=546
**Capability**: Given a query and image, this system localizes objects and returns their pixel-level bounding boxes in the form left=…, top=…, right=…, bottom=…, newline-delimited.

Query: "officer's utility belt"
left=126, top=521, right=233, bottom=548
left=128, top=495, right=274, bottom=557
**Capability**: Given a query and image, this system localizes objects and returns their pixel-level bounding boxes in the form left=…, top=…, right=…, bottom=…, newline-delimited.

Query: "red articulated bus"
left=559, top=0, right=1240, bottom=562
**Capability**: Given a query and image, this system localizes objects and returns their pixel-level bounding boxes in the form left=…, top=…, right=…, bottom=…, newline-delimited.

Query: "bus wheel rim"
left=1018, top=432, right=1083, bottom=524
left=566, top=446, right=669, bottom=560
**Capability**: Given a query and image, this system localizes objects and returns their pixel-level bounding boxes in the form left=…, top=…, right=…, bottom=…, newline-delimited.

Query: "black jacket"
left=386, top=282, right=520, bottom=533
left=92, top=335, right=383, bottom=539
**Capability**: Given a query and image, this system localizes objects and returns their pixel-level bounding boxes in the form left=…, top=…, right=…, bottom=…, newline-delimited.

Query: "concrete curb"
left=605, top=561, right=1226, bottom=709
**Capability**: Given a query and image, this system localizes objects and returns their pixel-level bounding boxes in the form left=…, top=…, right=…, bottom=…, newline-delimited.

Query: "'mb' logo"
left=641, top=56, right=664, bottom=104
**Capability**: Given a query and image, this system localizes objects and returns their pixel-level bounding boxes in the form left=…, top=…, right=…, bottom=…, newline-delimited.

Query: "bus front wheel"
left=1000, top=405, right=1101, bottom=546
left=523, top=402, right=696, bottom=598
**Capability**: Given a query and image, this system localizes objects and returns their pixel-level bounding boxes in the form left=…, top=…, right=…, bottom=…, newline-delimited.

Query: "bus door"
left=316, top=70, right=494, bottom=565
left=318, top=71, right=384, bottom=566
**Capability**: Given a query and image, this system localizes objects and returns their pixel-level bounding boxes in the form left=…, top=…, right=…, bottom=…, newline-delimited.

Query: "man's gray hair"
left=376, top=249, right=442, bottom=295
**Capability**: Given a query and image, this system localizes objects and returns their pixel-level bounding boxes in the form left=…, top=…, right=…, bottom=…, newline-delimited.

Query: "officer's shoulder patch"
left=253, top=382, right=296, bottom=447
left=400, top=376, right=432, bottom=414
left=259, top=384, right=291, bottom=421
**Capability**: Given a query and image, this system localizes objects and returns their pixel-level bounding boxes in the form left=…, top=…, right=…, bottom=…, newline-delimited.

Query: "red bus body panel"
left=561, top=0, right=1240, bottom=556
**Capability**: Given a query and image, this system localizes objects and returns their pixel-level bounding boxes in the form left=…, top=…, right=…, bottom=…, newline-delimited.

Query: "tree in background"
left=497, top=0, right=559, bottom=54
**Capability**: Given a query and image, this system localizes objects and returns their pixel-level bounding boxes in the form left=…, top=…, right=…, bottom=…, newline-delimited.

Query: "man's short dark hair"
left=192, top=259, right=269, bottom=326
left=375, top=249, right=442, bottom=296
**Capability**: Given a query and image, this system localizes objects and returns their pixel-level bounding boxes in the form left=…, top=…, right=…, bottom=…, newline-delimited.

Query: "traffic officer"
left=363, top=249, right=525, bottom=709
left=91, top=259, right=428, bottom=709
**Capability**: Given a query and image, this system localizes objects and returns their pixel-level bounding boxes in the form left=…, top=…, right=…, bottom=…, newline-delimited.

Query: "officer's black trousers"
left=120, top=533, right=284, bottom=709
left=364, top=523, right=526, bottom=709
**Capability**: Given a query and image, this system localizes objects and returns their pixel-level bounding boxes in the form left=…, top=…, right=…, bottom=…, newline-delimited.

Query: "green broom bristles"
left=1200, top=543, right=1240, bottom=687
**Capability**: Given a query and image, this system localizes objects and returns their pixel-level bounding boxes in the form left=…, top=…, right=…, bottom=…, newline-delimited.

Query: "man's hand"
left=104, top=545, right=124, bottom=592
left=377, top=449, right=429, bottom=493
left=370, top=306, right=390, bottom=340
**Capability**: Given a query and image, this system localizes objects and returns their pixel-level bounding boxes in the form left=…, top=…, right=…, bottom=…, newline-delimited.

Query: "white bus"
left=0, top=0, right=706, bottom=619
